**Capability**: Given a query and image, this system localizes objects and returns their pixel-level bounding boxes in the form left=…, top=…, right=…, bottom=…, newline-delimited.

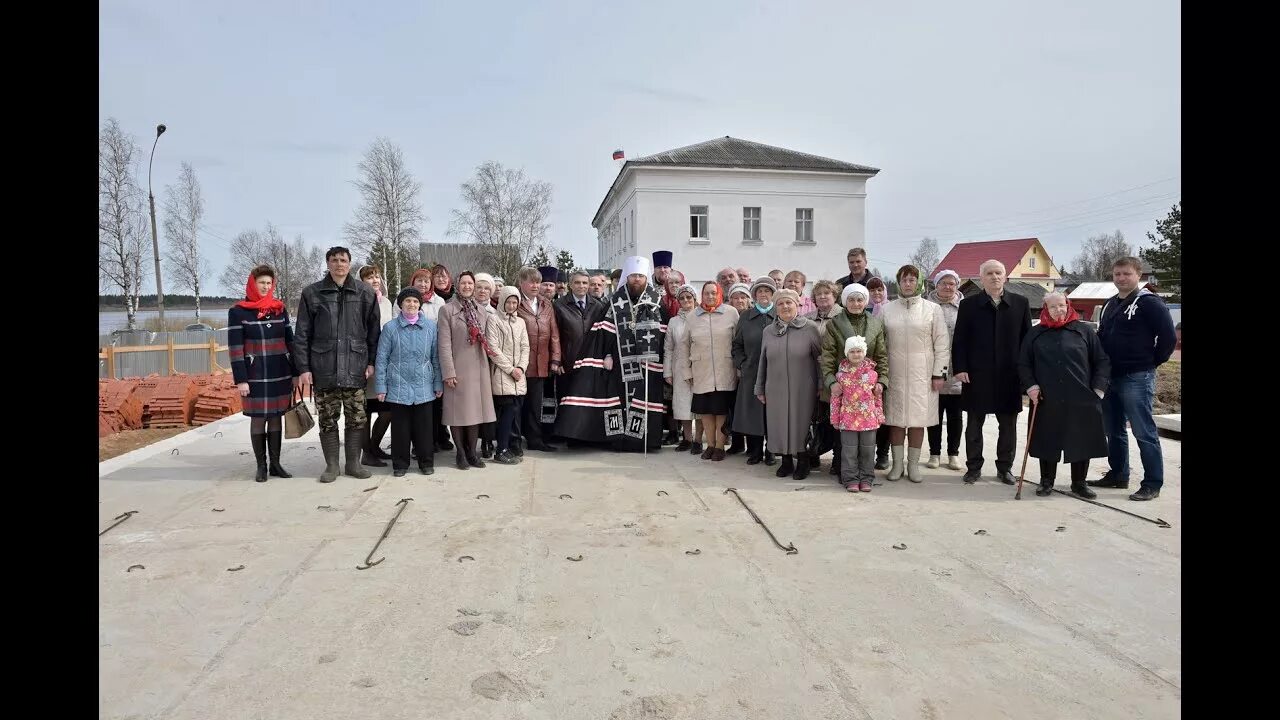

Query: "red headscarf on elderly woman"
left=661, top=269, right=686, bottom=318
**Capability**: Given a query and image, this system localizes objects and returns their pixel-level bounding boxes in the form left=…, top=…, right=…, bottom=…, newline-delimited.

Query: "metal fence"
left=98, top=329, right=231, bottom=379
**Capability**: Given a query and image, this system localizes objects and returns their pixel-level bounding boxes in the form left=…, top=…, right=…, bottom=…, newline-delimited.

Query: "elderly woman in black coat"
left=1018, top=293, right=1111, bottom=498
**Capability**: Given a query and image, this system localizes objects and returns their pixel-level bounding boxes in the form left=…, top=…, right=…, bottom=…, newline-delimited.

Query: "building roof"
left=958, top=280, right=1049, bottom=310
left=592, top=136, right=879, bottom=227
left=1068, top=281, right=1151, bottom=301
left=418, top=242, right=489, bottom=276
left=932, top=238, right=1042, bottom=279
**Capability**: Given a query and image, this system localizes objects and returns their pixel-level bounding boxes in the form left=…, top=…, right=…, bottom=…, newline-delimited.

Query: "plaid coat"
left=229, top=305, right=298, bottom=417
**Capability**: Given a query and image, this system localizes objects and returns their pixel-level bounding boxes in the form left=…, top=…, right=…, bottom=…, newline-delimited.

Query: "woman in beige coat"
left=486, top=286, right=529, bottom=464
left=684, top=282, right=740, bottom=461
left=438, top=271, right=498, bottom=471
left=663, top=283, right=699, bottom=452
left=880, top=265, right=950, bottom=483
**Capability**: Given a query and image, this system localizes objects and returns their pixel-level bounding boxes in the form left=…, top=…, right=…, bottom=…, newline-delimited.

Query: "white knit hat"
left=932, top=269, right=960, bottom=285
left=844, top=335, right=868, bottom=354
left=841, top=283, right=869, bottom=305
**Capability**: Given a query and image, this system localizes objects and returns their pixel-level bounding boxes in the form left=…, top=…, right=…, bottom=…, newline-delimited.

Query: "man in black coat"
left=294, top=246, right=382, bottom=484
left=952, top=260, right=1032, bottom=485
left=554, top=271, right=603, bottom=375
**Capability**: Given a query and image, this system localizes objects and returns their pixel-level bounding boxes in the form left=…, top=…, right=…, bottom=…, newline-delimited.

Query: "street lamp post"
left=148, top=123, right=168, bottom=323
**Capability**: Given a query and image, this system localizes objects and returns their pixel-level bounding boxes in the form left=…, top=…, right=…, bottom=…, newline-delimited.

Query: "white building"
left=592, top=136, right=879, bottom=287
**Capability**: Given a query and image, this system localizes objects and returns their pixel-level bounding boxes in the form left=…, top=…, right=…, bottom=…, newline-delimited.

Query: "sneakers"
left=925, top=454, right=940, bottom=469
left=1087, top=473, right=1130, bottom=489
left=945, top=455, right=964, bottom=471
left=1129, top=486, right=1160, bottom=501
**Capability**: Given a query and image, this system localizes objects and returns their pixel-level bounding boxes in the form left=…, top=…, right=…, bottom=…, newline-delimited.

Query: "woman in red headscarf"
left=1018, top=292, right=1111, bottom=499
left=228, top=264, right=299, bottom=482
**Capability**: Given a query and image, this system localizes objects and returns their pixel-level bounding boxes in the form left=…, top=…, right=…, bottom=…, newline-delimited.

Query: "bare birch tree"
left=219, top=224, right=323, bottom=313
left=1067, top=230, right=1133, bottom=282
left=162, top=162, right=208, bottom=320
left=448, top=161, right=553, bottom=283
left=343, top=138, right=424, bottom=293
left=909, top=237, right=941, bottom=277
left=99, top=118, right=149, bottom=331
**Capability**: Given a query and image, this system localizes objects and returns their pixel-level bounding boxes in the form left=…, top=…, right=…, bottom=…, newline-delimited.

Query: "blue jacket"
left=374, top=315, right=443, bottom=405
left=1097, top=288, right=1176, bottom=377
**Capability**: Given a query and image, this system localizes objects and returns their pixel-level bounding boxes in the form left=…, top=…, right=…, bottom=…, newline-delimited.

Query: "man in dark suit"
left=553, top=271, right=601, bottom=374
left=952, top=259, right=1032, bottom=485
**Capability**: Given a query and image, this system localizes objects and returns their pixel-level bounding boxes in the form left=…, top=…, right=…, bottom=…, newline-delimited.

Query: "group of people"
left=227, top=245, right=1176, bottom=502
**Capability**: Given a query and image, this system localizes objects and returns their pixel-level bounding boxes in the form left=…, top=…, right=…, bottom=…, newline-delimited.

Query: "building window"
left=743, top=207, right=761, bottom=243
left=795, top=208, right=814, bottom=244
left=690, top=206, right=708, bottom=239
left=1028, top=256, right=1036, bottom=269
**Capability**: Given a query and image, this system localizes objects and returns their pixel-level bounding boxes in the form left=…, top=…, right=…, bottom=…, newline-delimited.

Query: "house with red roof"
left=931, top=238, right=1061, bottom=292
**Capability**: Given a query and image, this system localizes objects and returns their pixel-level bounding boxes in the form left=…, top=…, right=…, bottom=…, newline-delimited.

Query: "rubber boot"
left=267, top=429, right=292, bottom=478
left=887, top=444, right=905, bottom=481
left=343, top=430, right=372, bottom=479
left=906, top=447, right=923, bottom=483
left=251, top=433, right=268, bottom=482
left=318, top=430, right=341, bottom=483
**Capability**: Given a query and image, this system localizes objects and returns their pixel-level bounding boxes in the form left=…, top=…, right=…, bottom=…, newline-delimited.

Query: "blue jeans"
left=1103, top=370, right=1163, bottom=490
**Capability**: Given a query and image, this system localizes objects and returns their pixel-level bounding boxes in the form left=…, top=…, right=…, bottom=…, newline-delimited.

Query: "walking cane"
left=1014, top=400, right=1040, bottom=500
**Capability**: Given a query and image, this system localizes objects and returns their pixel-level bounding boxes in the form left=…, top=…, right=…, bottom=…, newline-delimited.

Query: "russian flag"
left=612, top=149, right=624, bottom=160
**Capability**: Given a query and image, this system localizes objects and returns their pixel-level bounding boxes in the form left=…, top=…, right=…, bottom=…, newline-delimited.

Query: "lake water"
left=99, top=309, right=229, bottom=336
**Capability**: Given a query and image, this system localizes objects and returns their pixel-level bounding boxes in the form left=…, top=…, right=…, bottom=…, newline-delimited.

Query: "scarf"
left=433, top=265, right=454, bottom=301
left=401, top=310, right=420, bottom=325
left=1038, top=302, right=1080, bottom=329
left=754, top=302, right=774, bottom=314
left=237, top=273, right=285, bottom=319
left=700, top=284, right=723, bottom=314
left=771, top=314, right=807, bottom=336
left=409, top=269, right=435, bottom=302
left=457, top=296, right=496, bottom=358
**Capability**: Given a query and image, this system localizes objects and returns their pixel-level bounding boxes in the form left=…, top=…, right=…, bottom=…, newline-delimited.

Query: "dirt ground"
left=1156, top=360, right=1181, bottom=414
left=99, top=427, right=190, bottom=462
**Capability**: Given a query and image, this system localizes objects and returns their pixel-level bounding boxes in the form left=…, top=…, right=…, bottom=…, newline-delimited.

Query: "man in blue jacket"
left=1087, top=256, right=1177, bottom=501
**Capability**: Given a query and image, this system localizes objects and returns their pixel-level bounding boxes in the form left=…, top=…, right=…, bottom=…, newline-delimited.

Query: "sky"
left=100, top=0, right=1180, bottom=294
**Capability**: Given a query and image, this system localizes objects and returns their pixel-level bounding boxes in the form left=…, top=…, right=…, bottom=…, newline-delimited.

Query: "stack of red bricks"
left=146, top=374, right=200, bottom=428
left=193, top=375, right=242, bottom=425
left=132, top=374, right=163, bottom=427
left=98, top=379, right=144, bottom=437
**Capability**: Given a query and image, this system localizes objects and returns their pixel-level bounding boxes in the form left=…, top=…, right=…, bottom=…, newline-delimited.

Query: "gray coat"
left=925, top=290, right=963, bottom=395
left=437, top=298, right=497, bottom=426
left=730, top=306, right=775, bottom=436
left=754, top=317, right=821, bottom=454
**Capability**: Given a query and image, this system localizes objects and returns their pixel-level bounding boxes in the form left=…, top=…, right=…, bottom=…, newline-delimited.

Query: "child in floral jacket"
left=830, top=335, right=885, bottom=492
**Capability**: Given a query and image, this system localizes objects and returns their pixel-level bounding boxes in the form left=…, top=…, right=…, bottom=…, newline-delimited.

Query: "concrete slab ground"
left=100, top=412, right=1181, bottom=719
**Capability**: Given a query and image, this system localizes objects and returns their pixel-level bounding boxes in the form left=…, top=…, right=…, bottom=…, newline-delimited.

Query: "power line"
left=878, top=176, right=1180, bottom=234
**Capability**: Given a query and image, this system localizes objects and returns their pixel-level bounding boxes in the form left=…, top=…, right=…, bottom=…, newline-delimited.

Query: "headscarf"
left=432, top=265, right=454, bottom=302
left=1038, top=300, right=1081, bottom=329
left=865, top=277, right=887, bottom=316
left=661, top=270, right=686, bottom=318
left=676, top=283, right=699, bottom=312
left=455, top=287, right=496, bottom=358
left=699, top=282, right=723, bottom=314
left=409, top=268, right=435, bottom=301
left=237, top=271, right=285, bottom=319
left=841, top=283, right=869, bottom=307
